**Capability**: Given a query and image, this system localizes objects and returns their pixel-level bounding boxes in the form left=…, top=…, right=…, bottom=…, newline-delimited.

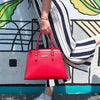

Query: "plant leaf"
left=0, top=0, right=23, bottom=27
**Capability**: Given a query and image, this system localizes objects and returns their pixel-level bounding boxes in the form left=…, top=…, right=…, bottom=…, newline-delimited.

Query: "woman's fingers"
left=48, top=26, right=52, bottom=34
left=41, top=26, right=52, bottom=35
left=40, top=27, right=50, bottom=34
left=40, top=19, right=52, bottom=34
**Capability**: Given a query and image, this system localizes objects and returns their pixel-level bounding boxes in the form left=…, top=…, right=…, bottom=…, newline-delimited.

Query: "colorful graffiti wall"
left=0, top=0, right=100, bottom=93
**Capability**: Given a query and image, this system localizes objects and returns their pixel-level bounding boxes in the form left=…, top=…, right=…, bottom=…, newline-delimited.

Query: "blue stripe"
left=48, top=13, right=62, bottom=51
left=53, top=0, right=73, bottom=51
left=60, top=1, right=76, bottom=42
left=76, top=40, right=95, bottom=47
left=34, top=0, right=41, bottom=17
left=71, top=50, right=95, bottom=57
left=84, top=62, right=91, bottom=66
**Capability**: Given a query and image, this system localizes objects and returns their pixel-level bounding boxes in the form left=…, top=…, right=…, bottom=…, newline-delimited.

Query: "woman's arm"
left=40, top=0, right=52, bottom=34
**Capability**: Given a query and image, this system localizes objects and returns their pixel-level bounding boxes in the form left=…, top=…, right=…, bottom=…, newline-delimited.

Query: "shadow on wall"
left=91, top=75, right=100, bottom=93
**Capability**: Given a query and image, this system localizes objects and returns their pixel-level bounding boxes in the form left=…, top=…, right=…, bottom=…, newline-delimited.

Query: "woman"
left=30, top=0, right=100, bottom=100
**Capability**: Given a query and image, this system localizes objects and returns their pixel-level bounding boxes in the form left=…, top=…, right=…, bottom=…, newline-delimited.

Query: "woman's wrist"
left=41, top=17, right=48, bottom=20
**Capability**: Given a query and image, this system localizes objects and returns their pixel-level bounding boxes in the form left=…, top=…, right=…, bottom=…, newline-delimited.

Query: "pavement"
left=1, top=93, right=100, bottom=100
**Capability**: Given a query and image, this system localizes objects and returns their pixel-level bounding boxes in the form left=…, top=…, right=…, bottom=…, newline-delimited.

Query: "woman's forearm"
left=40, top=0, right=52, bottom=34
left=41, top=0, right=51, bottom=19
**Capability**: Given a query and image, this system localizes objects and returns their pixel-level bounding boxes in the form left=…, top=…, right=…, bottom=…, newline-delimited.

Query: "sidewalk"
left=1, top=93, right=100, bottom=100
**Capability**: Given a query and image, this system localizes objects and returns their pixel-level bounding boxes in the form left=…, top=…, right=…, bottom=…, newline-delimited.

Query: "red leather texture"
left=24, top=33, right=68, bottom=80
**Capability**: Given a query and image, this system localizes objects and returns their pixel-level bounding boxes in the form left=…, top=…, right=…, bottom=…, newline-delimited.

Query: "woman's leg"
left=44, top=86, right=54, bottom=97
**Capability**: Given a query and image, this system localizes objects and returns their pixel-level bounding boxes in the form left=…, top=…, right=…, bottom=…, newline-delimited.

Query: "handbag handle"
left=36, top=33, right=53, bottom=50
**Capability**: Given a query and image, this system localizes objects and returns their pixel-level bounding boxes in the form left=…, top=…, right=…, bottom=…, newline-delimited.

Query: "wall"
left=0, top=0, right=100, bottom=93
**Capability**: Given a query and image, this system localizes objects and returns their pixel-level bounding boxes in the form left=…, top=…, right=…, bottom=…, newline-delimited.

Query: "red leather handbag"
left=24, top=33, right=68, bottom=80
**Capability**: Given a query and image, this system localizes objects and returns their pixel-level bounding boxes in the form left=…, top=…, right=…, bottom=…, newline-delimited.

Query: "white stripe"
left=69, top=57, right=93, bottom=63
left=49, top=79, right=55, bottom=87
left=72, top=46, right=95, bottom=53
left=76, top=37, right=95, bottom=44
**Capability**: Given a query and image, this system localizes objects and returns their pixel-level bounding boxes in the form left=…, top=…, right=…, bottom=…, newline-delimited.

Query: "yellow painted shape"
left=70, top=0, right=98, bottom=15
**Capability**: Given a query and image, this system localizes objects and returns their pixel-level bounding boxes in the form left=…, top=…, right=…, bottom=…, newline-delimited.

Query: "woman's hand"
left=40, top=0, right=52, bottom=34
left=40, top=19, right=52, bottom=34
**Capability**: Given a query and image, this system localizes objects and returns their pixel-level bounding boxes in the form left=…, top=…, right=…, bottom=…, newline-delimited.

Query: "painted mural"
left=0, top=0, right=100, bottom=90
left=70, top=0, right=100, bottom=15
left=0, top=0, right=23, bottom=27
left=0, top=0, right=41, bottom=85
left=63, top=0, right=100, bottom=84
left=0, top=0, right=39, bottom=51
left=68, top=0, right=100, bottom=37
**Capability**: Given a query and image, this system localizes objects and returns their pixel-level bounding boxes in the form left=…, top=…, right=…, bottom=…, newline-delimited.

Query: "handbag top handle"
left=36, top=33, right=53, bottom=50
